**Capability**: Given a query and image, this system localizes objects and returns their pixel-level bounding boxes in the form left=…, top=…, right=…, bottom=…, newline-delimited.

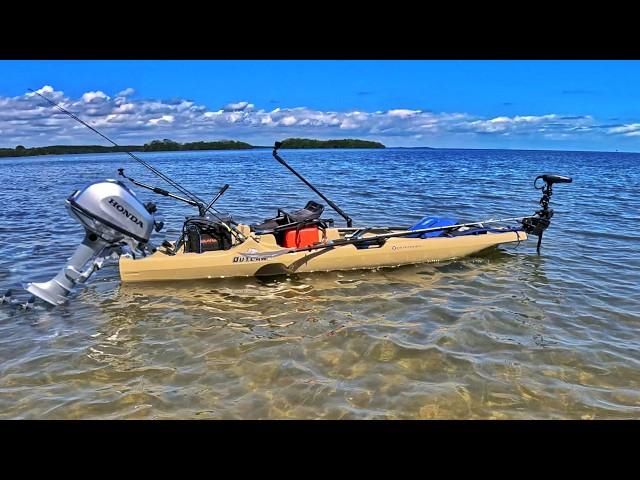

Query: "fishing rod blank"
left=30, top=88, right=245, bottom=241
left=29, top=88, right=204, bottom=206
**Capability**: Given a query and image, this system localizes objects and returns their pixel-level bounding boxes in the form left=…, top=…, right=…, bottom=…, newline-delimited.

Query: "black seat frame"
left=251, top=201, right=333, bottom=234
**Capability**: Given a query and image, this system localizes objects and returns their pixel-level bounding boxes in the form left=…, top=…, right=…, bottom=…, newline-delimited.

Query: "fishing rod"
left=118, top=167, right=242, bottom=242
left=30, top=88, right=246, bottom=242
left=117, top=168, right=229, bottom=217
left=29, top=88, right=205, bottom=207
left=117, top=168, right=202, bottom=211
left=243, top=216, right=533, bottom=259
left=272, top=141, right=353, bottom=227
left=203, top=183, right=230, bottom=213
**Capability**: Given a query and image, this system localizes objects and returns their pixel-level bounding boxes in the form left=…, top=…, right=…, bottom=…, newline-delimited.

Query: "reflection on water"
left=1, top=148, right=640, bottom=419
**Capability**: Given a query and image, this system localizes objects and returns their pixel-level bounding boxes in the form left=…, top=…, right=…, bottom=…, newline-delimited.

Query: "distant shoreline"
left=1, top=142, right=636, bottom=159
left=0, top=137, right=386, bottom=158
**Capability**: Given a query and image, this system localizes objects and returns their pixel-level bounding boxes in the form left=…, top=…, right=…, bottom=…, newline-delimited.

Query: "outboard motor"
left=26, top=179, right=161, bottom=306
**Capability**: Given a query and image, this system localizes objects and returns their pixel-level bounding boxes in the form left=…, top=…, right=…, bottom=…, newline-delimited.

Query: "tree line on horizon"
left=0, top=137, right=386, bottom=158
left=278, top=138, right=385, bottom=149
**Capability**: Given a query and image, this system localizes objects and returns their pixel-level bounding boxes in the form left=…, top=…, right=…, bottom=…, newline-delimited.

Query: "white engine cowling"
left=67, top=179, right=155, bottom=244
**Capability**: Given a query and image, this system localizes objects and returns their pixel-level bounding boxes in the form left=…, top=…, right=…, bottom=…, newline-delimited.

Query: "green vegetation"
left=0, top=138, right=385, bottom=158
left=143, top=139, right=253, bottom=151
left=0, top=144, right=143, bottom=157
left=280, top=138, right=385, bottom=149
left=0, top=139, right=253, bottom=158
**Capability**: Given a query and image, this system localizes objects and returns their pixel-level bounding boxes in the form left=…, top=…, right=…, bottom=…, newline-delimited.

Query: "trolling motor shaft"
left=522, top=174, right=573, bottom=253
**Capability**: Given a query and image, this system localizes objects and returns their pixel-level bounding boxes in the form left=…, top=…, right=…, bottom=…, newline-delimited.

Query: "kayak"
left=119, top=224, right=526, bottom=282
left=16, top=90, right=570, bottom=307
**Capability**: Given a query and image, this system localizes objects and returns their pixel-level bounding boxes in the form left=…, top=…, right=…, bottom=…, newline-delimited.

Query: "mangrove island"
left=0, top=137, right=386, bottom=158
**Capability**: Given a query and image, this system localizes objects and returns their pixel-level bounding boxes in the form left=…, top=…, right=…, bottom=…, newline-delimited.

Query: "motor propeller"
left=21, top=296, right=36, bottom=310
left=0, top=289, right=11, bottom=304
left=1, top=289, right=37, bottom=310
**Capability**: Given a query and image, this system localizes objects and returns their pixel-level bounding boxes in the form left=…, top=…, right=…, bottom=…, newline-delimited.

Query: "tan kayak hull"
left=119, top=226, right=527, bottom=283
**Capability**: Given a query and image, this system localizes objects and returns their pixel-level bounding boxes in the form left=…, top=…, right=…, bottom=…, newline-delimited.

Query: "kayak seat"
left=407, top=216, right=458, bottom=238
left=251, top=201, right=325, bottom=232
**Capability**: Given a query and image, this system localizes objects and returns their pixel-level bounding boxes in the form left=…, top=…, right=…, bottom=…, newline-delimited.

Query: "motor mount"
left=26, top=180, right=161, bottom=306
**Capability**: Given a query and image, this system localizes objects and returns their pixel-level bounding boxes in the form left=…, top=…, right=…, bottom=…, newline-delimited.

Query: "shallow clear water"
left=1, top=148, right=639, bottom=419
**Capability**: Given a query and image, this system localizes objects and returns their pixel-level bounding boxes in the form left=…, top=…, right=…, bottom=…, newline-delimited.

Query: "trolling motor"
left=522, top=173, right=573, bottom=253
left=25, top=179, right=163, bottom=306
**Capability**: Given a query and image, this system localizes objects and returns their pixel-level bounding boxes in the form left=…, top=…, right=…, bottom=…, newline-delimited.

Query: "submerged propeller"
left=0, top=289, right=11, bottom=304
left=0, top=290, right=37, bottom=310
left=21, top=296, right=36, bottom=310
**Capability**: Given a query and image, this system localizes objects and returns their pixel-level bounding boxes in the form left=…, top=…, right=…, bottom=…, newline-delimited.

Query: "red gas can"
left=282, top=226, right=320, bottom=248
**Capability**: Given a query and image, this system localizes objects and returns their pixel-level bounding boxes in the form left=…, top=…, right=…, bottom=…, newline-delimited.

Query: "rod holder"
left=272, top=141, right=353, bottom=227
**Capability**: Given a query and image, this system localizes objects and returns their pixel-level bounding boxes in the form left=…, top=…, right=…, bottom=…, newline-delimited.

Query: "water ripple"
left=1, top=148, right=639, bottom=419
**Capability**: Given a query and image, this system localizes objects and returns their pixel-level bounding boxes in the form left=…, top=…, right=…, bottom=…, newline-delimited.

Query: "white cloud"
left=117, top=87, right=135, bottom=97
left=34, top=85, right=54, bottom=95
left=81, top=91, right=110, bottom=103
left=222, top=101, right=254, bottom=112
left=608, top=123, right=640, bottom=136
left=114, top=102, right=135, bottom=113
left=339, top=118, right=359, bottom=129
left=467, top=114, right=561, bottom=133
left=25, top=85, right=65, bottom=103
left=387, top=109, right=421, bottom=118
left=0, top=85, right=635, bottom=148
left=148, top=115, right=175, bottom=125
left=280, top=115, right=297, bottom=126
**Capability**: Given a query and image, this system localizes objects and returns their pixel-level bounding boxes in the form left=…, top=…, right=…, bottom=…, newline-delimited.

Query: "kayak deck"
left=119, top=225, right=527, bottom=283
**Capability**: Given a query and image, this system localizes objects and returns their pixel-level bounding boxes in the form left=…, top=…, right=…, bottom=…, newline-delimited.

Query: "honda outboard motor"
left=26, top=179, right=161, bottom=306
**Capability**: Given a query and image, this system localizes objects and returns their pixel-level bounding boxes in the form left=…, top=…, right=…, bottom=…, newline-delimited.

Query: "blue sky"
left=1, top=60, right=639, bottom=151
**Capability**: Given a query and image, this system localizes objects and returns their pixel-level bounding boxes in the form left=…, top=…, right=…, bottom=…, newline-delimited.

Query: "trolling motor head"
left=522, top=173, right=573, bottom=253
left=536, top=174, right=573, bottom=186
left=26, top=180, right=161, bottom=306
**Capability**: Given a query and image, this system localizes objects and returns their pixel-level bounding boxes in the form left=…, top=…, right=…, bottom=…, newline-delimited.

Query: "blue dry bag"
left=408, top=216, right=458, bottom=238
